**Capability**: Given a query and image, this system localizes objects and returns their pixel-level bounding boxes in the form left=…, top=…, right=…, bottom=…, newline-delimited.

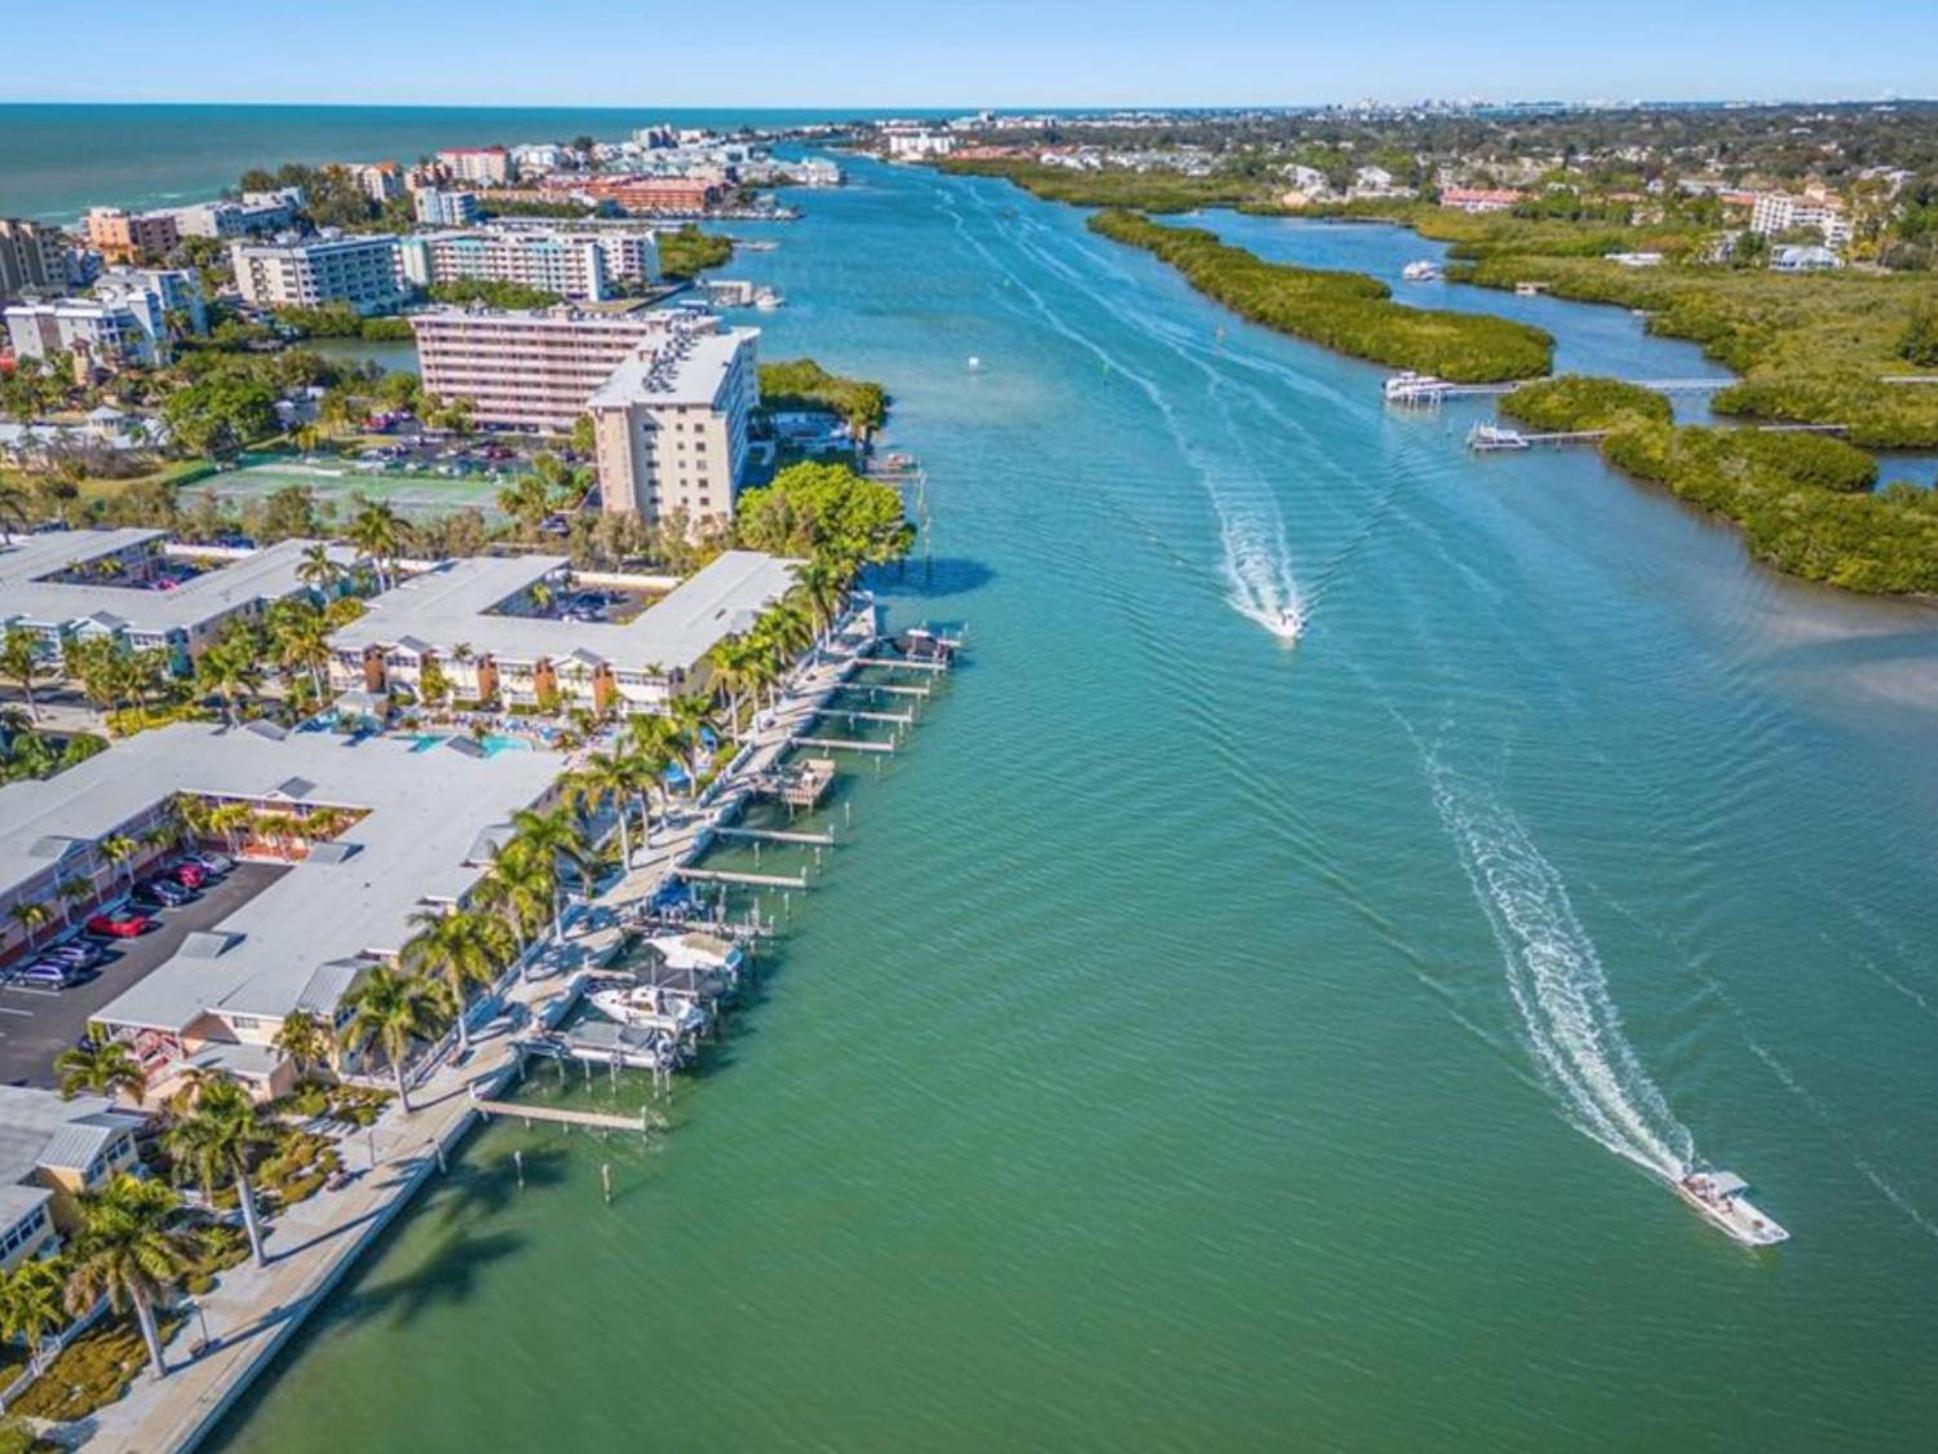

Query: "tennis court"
left=188, top=454, right=511, bottom=520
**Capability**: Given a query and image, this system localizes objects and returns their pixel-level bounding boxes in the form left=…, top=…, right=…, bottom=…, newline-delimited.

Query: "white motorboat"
left=643, top=931, right=745, bottom=979
left=1401, top=259, right=1441, bottom=282
left=1467, top=423, right=1530, bottom=451
left=588, top=982, right=710, bottom=1038
left=1675, top=1169, right=1789, bottom=1247
left=1270, top=606, right=1305, bottom=641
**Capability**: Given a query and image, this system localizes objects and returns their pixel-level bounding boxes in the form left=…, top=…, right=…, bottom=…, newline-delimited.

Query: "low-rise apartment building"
left=328, top=548, right=796, bottom=715
left=591, top=321, right=760, bottom=525
left=82, top=207, right=180, bottom=264
left=4, top=296, right=163, bottom=368
left=409, top=303, right=670, bottom=428
left=231, top=234, right=406, bottom=315
left=170, top=189, right=303, bottom=239
left=0, top=219, right=74, bottom=299
left=577, top=177, right=722, bottom=214
left=0, top=1088, right=146, bottom=1272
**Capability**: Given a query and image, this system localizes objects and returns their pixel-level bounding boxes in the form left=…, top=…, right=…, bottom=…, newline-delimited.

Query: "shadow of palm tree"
left=326, top=1227, right=527, bottom=1331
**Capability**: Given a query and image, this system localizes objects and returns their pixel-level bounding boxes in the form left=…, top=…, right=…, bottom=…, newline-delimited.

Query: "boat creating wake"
left=1427, top=758, right=1696, bottom=1181
left=1220, top=510, right=1307, bottom=642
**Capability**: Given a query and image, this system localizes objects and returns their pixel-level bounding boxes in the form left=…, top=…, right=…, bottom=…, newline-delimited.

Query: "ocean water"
left=136, top=152, right=1938, bottom=1450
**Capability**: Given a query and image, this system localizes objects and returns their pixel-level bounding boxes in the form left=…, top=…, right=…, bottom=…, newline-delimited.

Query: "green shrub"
left=1500, top=375, right=1673, bottom=432
left=9, top=1314, right=182, bottom=1423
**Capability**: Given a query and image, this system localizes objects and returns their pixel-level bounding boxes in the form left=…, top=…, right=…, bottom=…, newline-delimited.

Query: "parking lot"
left=0, top=862, right=286, bottom=1089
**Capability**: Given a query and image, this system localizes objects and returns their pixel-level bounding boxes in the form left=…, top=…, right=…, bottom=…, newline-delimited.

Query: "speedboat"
left=1675, top=1168, right=1789, bottom=1247
left=1401, top=259, right=1441, bottom=282
left=1273, top=607, right=1305, bottom=640
left=588, top=982, right=710, bottom=1038
left=1467, top=423, right=1530, bottom=451
left=642, top=931, right=745, bottom=979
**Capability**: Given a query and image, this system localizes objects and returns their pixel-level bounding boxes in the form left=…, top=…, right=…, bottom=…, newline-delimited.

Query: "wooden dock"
left=794, top=735, right=896, bottom=755
left=850, top=681, right=930, bottom=698
left=855, top=656, right=949, bottom=673
left=714, top=825, right=836, bottom=846
left=676, top=865, right=811, bottom=889
left=472, top=1098, right=650, bottom=1133
left=814, top=706, right=914, bottom=726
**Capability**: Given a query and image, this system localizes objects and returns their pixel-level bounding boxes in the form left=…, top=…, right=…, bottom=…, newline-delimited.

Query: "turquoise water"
left=184, top=157, right=1938, bottom=1451
left=407, top=733, right=529, bottom=756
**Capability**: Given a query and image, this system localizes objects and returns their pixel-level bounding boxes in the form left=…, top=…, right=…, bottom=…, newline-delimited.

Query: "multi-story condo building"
left=230, top=234, right=406, bottom=315
left=399, top=229, right=612, bottom=301
left=436, top=146, right=514, bottom=186
left=590, top=319, right=759, bottom=525
left=82, top=207, right=179, bottom=264
left=95, top=266, right=207, bottom=338
left=4, top=296, right=162, bottom=368
left=346, top=161, right=404, bottom=202
left=170, top=189, right=302, bottom=239
left=1749, top=190, right=1853, bottom=249
left=0, top=219, right=74, bottom=299
left=489, top=218, right=661, bottom=284
left=414, top=187, right=482, bottom=227
left=577, top=177, right=721, bottom=214
left=409, top=304, right=670, bottom=428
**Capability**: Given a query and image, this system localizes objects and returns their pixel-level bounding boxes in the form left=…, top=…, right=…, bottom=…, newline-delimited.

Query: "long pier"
left=850, top=681, right=931, bottom=698
left=472, top=1098, right=650, bottom=1133
left=676, top=865, right=811, bottom=889
left=855, top=655, right=950, bottom=673
left=814, top=706, right=914, bottom=726
left=714, top=825, right=836, bottom=846
left=1389, top=375, right=1730, bottom=406
left=794, top=735, right=897, bottom=755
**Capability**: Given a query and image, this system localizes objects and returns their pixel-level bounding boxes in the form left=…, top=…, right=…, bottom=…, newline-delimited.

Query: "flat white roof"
left=0, top=721, right=565, bottom=1032
left=589, top=324, right=757, bottom=410
left=330, top=549, right=797, bottom=673
left=0, top=531, right=351, bottom=637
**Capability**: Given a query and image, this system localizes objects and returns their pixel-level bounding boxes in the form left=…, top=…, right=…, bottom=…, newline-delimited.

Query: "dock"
left=794, top=735, right=897, bottom=755
left=472, top=1097, right=651, bottom=1133
left=855, top=655, right=950, bottom=673
left=851, top=681, right=930, bottom=698
left=814, top=706, right=914, bottom=726
left=676, top=865, right=811, bottom=889
left=714, top=825, right=836, bottom=846
left=1387, top=374, right=1730, bottom=407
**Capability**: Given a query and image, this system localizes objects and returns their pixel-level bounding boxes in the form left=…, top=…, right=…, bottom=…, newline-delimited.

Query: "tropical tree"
left=339, top=966, right=447, bottom=1112
left=400, top=908, right=511, bottom=1051
left=0, top=473, right=36, bottom=544
left=347, top=500, right=404, bottom=591
left=164, top=1079, right=276, bottom=1265
left=54, top=1029, right=148, bottom=1103
left=266, top=600, right=332, bottom=700
left=0, top=1256, right=66, bottom=1369
left=0, top=628, right=48, bottom=723
left=495, top=474, right=554, bottom=537
left=567, top=750, right=649, bottom=870
left=473, top=840, right=553, bottom=961
left=295, top=541, right=344, bottom=595
left=8, top=901, right=51, bottom=958
left=508, top=806, right=593, bottom=931
left=667, top=693, right=718, bottom=798
left=195, top=627, right=265, bottom=727
left=99, top=833, right=140, bottom=888
left=63, top=1174, right=199, bottom=1381
left=207, top=801, right=254, bottom=855
left=272, top=1009, right=332, bottom=1079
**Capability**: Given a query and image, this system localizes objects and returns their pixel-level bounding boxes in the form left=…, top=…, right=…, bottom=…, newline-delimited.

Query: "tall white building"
left=4, top=296, right=161, bottom=367
left=1749, top=190, right=1853, bottom=249
left=230, top=235, right=406, bottom=315
left=590, top=320, right=759, bottom=525
left=414, top=188, right=482, bottom=228
left=409, top=305, right=671, bottom=428
left=399, top=229, right=611, bottom=300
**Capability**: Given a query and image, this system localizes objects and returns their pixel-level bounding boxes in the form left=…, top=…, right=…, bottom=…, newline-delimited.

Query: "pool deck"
left=62, top=609, right=896, bottom=1453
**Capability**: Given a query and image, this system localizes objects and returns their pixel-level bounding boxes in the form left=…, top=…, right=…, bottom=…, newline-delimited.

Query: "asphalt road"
left=0, top=861, right=286, bottom=1089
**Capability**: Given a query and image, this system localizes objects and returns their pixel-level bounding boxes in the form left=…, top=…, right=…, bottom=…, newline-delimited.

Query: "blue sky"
left=5, top=0, right=1934, bottom=107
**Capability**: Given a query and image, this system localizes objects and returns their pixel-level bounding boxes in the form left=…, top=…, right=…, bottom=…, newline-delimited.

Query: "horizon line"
left=2, top=95, right=1935, bottom=112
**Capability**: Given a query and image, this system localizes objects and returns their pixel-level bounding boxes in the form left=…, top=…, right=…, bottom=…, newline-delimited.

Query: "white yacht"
left=1675, top=1169, right=1789, bottom=1247
left=588, top=982, right=710, bottom=1038
left=1401, top=259, right=1441, bottom=282
left=644, top=931, right=745, bottom=979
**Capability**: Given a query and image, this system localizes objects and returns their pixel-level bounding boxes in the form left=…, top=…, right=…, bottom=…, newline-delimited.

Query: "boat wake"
left=1426, top=757, right=1695, bottom=1181
left=1219, top=508, right=1306, bottom=642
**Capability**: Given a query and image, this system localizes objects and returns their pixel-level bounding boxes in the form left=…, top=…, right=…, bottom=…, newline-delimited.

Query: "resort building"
left=170, top=190, right=303, bottom=240
left=0, top=722, right=566, bottom=1102
left=399, top=228, right=613, bottom=301
left=0, top=219, right=74, bottom=299
left=4, top=296, right=164, bottom=368
left=1749, top=189, right=1853, bottom=249
left=327, top=548, right=797, bottom=715
left=0, top=1087, right=146, bottom=1272
left=885, top=131, right=956, bottom=161
left=590, top=320, right=760, bottom=524
left=409, top=303, right=669, bottom=429
left=413, top=187, right=482, bottom=228
left=488, top=218, right=661, bottom=285
left=346, top=161, right=405, bottom=203
left=577, top=177, right=721, bottom=214
left=231, top=234, right=407, bottom=315
left=82, top=207, right=180, bottom=265
left=436, top=146, right=514, bottom=187
left=0, top=530, right=355, bottom=674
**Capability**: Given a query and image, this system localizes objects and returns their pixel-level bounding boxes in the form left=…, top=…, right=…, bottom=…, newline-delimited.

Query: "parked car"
left=180, top=850, right=234, bottom=876
left=86, top=909, right=155, bottom=938
left=15, top=961, right=80, bottom=989
left=166, top=861, right=208, bottom=889
left=38, top=942, right=105, bottom=970
left=133, top=879, right=194, bottom=908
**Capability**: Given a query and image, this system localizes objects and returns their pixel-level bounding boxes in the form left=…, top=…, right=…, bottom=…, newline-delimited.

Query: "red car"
left=167, top=861, right=207, bottom=889
left=86, top=909, right=154, bottom=939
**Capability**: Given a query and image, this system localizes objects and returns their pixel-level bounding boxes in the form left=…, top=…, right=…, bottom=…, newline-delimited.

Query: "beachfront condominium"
left=83, top=207, right=180, bottom=265
left=437, top=146, right=514, bottom=186
left=488, top=218, right=661, bottom=285
left=399, top=229, right=613, bottom=301
left=4, top=296, right=165, bottom=368
left=169, top=189, right=303, bottom=240
left=409, top=303, right=670, bottom=429
left=0, top=219, right=74, bottom=299
left=230, top=234, right=407, bottom=315
left=590, top=320, right=759, bottom=524
left=414, top=187, right=482, bottom=228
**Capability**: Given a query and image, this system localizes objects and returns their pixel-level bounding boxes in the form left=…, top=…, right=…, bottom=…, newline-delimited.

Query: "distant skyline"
left=4, top=0, right=1936, bottom=109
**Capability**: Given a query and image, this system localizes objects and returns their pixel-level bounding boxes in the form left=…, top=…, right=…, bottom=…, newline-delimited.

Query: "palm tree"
left=272, top=1009, right=332, bottom=1079
left=54, top=1029, right=148, bottom=1103
left=295, top=542, right=344, bottom=596
left=793, top=558, right=848, bottom=644
left=704, top=635, right=757, bottom=736
left=99, top=833, right=139, bottom=888
left=0, top=1257, right=66, bottom=1371
left=8, top=900, right=50, bottom=958
left=568, top=750, right=648, bottom=871
left=348, top=500, right=404, bottom=591
left=509, top=806, right=593, bottom=935
left=63, top=1174, right=199, bottom=1381
left=268, top=603, right=332, bottom=700
left=473, top=840, right=553, bottom=963
left=207, top=801, right=253, bottom=856
left=195, top=634, right=264, bottom=727
left=0, top=627, right=47, bottom=723
left=340, top=966, right=447, bottom=1113
left=667, top=693, right=718, bottom=799
left=0, top=473, right=35, bottom=544
left=400, top=908, right=511, bottom=1052
left=164, top=1079, right=277, bottom=1265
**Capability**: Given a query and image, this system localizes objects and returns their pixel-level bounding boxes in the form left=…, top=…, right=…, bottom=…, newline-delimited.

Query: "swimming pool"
left=406, top=733, right=531, bottom=757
